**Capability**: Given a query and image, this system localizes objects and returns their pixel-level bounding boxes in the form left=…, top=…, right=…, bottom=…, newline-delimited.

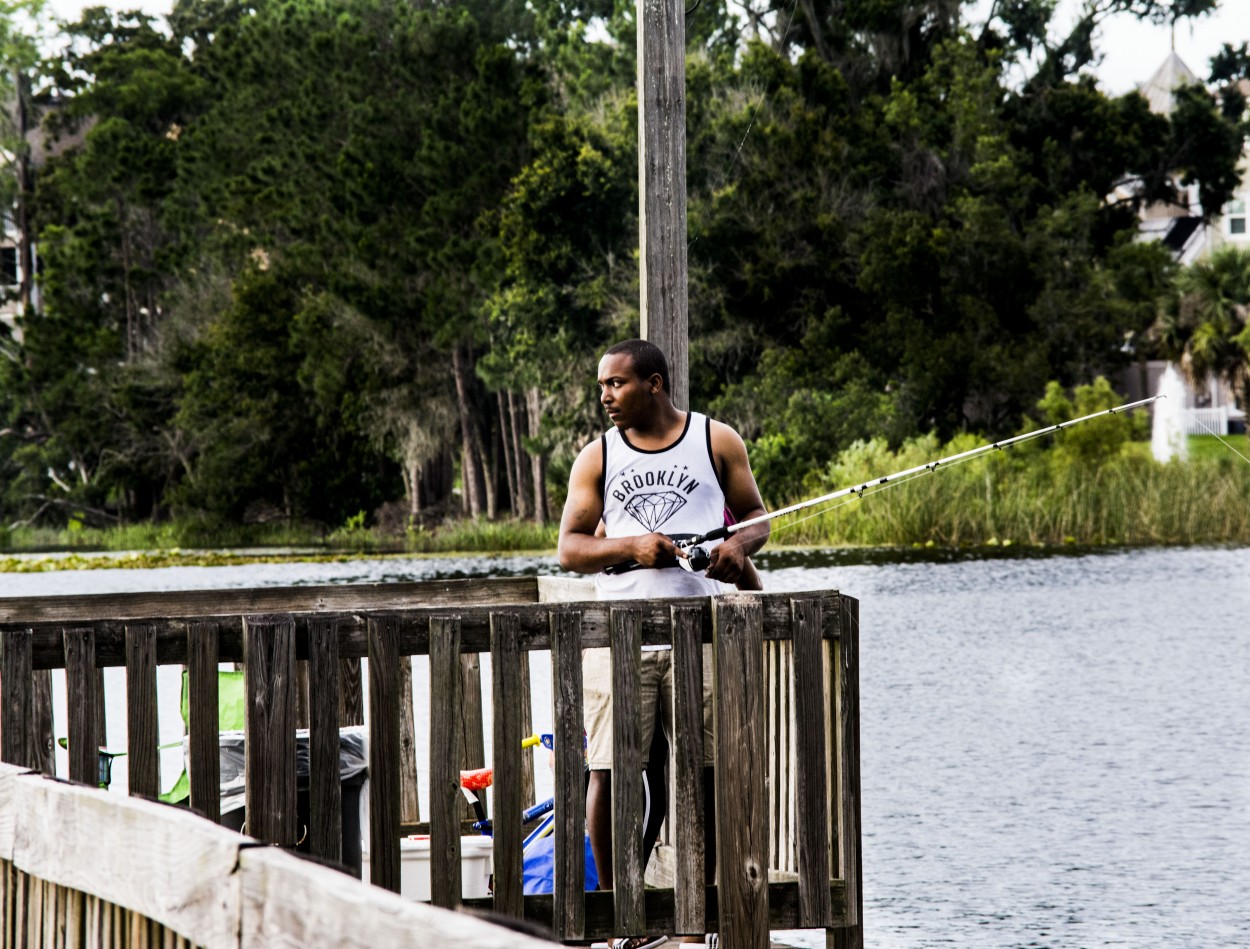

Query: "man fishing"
left=558, top=338, right=769, bottom=949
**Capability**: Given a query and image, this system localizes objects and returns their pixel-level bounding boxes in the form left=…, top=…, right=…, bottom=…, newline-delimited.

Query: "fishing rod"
left=607, top=394, right=1162, bottom=574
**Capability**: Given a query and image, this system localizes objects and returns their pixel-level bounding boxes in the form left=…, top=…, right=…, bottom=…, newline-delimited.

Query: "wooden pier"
left=0, top=577, right=861, bottom=948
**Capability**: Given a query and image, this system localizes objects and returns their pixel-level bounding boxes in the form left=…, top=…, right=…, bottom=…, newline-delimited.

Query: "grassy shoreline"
left=4, top=437, right=1248, bottom=572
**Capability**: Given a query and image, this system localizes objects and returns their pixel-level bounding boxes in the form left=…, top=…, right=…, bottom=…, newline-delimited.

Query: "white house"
left=1117, top=51, right=1248, bottom=434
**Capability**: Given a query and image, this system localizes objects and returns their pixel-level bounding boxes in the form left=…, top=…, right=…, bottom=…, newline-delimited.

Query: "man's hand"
left=630, top=532, right=684, bottom=569
left=704, top=539, right=749, bottom=585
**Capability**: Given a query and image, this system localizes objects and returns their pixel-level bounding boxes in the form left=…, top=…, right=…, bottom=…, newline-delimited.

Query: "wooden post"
left=713, top=595, right=768, bottom=949
left=307, top=617, right=343, bottom=868
left=670, top=605, right=706, bottom=934
left=1, top=629, right=34, bottom=768
left=550, top=609, right=586, bottom=939
left=125, top=625, right=159, bottom=799
left=367, top=615, right=402, bottom=893
left=428, top=616, right=463, bottom=909
left=637, top=0, right=688, bottom=410
left=610, top=607, right=646, bottom=937
left=187, top=622, right=221, bottom=824
left=243, top=615, right=298, bottom=846
left=63, top=628, right=98, bottom=786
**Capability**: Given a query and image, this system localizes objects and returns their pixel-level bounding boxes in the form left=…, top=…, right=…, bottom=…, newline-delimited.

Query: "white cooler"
left=362, top=835, right=494, bottom=902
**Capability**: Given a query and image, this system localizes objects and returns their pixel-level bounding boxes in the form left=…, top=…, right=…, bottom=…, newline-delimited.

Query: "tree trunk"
left=508, top=390, right=533, bottom=520
left=451, top=346, right=485, bottom=518
left=526, top=388, right=549, bottom=523
left=497, top=392, right=519, bottom=517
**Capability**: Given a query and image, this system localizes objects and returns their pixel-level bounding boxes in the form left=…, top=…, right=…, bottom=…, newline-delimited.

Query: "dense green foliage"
left=0, top=0, right=1247, bottom=538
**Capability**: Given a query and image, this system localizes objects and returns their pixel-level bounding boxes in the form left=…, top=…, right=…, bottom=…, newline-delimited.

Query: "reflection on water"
left=4, top=544, right=1249, bottom=947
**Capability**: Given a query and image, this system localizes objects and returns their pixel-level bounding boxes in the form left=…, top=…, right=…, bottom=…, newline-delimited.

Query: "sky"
left=41, top=0, right=1250, bottom=97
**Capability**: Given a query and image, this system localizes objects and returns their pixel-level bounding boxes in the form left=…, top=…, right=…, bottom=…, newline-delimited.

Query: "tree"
left=1162, top=246, right=1250, bottom=421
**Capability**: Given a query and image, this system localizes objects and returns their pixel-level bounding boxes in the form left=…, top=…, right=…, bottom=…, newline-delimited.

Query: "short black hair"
left=604, top=338, right=670, bottom=392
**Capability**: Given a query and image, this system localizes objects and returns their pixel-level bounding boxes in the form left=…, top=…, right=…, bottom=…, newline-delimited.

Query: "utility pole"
left=637, top=0, right=688, bottom=411
left=14, top=70, right=32, bottom=313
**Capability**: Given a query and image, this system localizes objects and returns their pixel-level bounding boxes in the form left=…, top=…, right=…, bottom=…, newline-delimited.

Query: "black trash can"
left=218, top=726, right=367, bottom=877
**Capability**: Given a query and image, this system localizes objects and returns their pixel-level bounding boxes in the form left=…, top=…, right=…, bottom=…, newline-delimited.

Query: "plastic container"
left=362, top=835, right=494, bottom=902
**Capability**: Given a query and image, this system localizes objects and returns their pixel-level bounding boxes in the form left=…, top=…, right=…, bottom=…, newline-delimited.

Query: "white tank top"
left=594, top=411, right=730, bottom=600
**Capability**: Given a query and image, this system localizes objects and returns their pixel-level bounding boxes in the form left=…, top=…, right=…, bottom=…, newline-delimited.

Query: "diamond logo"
left=624, top=491, right=687, bottom=532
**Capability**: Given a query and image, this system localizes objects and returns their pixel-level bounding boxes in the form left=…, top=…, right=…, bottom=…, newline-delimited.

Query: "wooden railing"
left=0, top=577, right=861, bottom=949
left=0, top=760, right=555, bottom=949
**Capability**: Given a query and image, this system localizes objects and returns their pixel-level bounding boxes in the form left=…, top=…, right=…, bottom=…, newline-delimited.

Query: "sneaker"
left=611, top=937, right=669, bottom=949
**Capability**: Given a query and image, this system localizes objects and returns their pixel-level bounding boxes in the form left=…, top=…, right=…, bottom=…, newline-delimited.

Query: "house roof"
left=1137, top=51, right=1198, bottom=114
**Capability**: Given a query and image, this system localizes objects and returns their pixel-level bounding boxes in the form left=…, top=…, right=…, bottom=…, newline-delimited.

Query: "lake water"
left=3, top=545, right=1248, bottom=947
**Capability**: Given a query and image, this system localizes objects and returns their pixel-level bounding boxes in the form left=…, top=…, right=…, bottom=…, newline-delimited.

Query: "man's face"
left=597, top=352, right=658, bottom=428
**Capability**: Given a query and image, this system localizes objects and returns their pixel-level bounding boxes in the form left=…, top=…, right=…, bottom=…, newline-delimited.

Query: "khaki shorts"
left=582, top=645, right=715, bottom=771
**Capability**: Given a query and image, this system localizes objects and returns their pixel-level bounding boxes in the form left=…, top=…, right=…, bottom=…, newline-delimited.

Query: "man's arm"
left=557, top=440, right=683, bottom=574
left=705, top=421, right=770, bottom=585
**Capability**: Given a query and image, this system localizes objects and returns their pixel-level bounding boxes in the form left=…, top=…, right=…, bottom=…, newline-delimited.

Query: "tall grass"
left=3, top=435, right=1248, bottom=563
left=772, top=437, right=1250, bottom=548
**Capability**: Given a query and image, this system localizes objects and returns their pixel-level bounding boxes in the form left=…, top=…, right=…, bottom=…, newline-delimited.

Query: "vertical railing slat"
left=338, top=658, right=364, bottom=727
left=63, top=628, right=98, bottom=786
left=670, top=604, right=706, bottom=934
left=490, top=611, right=524, bottom=918
left=832, top=597, right=863, bottom=948
left=610, top=607, right=645, bottom=937
left=1, top=629, right=34, bottom=769
left=792, top=598, right=832, bottom=927
left=307, top=616, right=343, bottom=868
left=713, top=594, right=768, bottom=949
left=31, top=671, right=54, bottom=776
left=243, top=614, right=297, bottom=846
left=459, top=654, right=487, bottom=822
left=550, top=609, right=586, bottom=939
left=187, top=622, right=221, bottom=824
left=398, top=656, right=421, bottom=825
left=429, top=615, right=463, bottom=909
left=367, top=615, right=402, bottom=893
left=125, top=625, right=159, bottom=799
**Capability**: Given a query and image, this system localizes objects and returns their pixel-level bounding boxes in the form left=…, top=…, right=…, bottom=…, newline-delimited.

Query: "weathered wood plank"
left=63, top=628, right=98, bottom=787
left=0, top=577, right=540, bottom=625
left=398, top=656, right=420, bottom=824
left=6, top=770, right=241, bottom=949
left=1, top=630, right=34, bottom=768
left=610, top=607, right=646, bottom=937
left=792, top=598, right=831, bottom=927
left=338, top=658, right=364, bottom=727
left=670, top=605, right=705, bottom=934
left=307, top=617, right=342, bottom=868
left=549, top=609, right=585, bottom=940
left=490, top=611, right=524, bottom=918
left=9, top=590, right=843, bottom=668
left=187, top=622, right=221, bottom=824
left=237, top=845, right=555, bottom=949
left=428, top=615, right=463, bottom=909
left=713, top=595, right=769, bottom=949
left=367, top=615, right=402, bottom=894
left=243, top=615, right=298, bottom=846
left=125, top=625, right=159, bottom=799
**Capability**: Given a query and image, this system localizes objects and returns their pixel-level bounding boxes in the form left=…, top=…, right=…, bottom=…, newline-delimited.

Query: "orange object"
left=459, top=766, right=494, bottom=791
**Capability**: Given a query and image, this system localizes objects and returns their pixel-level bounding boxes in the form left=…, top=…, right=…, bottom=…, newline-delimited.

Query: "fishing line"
left=1180, top=409, right=1250, bottom=466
